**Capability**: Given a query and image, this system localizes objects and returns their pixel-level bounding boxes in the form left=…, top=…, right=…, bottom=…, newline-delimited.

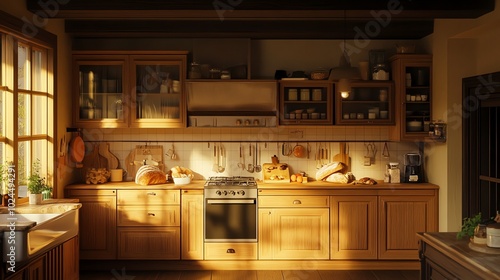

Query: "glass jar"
left=188, top=62, right=202, bottom=79
left=372, top=63, right=389, bottom=80
left=209, top=68, right=221, bottom=79
left=220, top=70, right=231, bottom=79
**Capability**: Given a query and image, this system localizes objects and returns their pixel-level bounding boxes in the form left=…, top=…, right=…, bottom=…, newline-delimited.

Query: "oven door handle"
left=207, top=199, right=255, bottom=204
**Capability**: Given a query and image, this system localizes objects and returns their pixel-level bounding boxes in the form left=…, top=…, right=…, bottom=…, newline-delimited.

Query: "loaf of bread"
left=356, top=177, right=377, bottom=185
left=315, top=162, right=347, bottom=181
left=135, top=165, right=167, bottom=185
left=325, top=172, right=355, bottom=184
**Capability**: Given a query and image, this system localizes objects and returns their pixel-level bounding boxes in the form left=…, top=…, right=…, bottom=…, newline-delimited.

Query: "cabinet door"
left=62, top=236, right=79, bottom=280
left=330, top=196, right=377, bottom=259
left=117, top=227, right=180, bottom=259
left=389, top=54, right=432, bottom=141
left=26, top=256, right=45, bottom=280
left=73, top=54, right=129, bottom=128
left=259, top=208, right=329, bottom=259
left=279, top=81, right=333, bottom=125
left=130, top=54, right=187, bottom=128
left=181, top=190, right=204, bottom=260
left=378, top=195, right=437, bottom=259
left=336, top=81, right=394, bottom=125
left=69, top=192, right=117, bottom=259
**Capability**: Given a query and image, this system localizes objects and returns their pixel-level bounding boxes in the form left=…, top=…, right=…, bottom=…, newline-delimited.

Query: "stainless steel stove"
left=204, top=176, right=258, bottom=242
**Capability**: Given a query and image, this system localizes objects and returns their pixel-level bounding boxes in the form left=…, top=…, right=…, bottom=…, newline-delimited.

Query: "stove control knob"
left=235, top=119, right=242, bottom=126
left=253, top=119, right=260, bottom=126
left=229, top=190, right=236, bottom=196
left=223, top=190, right=228, bottom=196
left=244, top=119, right=250, bottom=126
left=239, top=190, right=246, bottom=196
left=216, top=190, right=222, bottom=196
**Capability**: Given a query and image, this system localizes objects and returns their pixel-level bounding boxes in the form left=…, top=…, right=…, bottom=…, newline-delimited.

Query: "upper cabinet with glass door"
left=130, top=53, right=187, bottom=128
left=73, top=54, right=129, bottom=128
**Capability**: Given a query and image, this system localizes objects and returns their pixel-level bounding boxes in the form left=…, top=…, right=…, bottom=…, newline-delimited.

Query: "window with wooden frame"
left=1, top=15, right=56, bottom=203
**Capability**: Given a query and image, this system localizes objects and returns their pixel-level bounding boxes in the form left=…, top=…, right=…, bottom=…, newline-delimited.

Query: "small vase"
left=29, top=193, right=42, bottom=205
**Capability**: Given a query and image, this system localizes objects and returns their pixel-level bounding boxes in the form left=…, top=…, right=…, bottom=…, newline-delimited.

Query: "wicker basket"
left=310, top=70, right=329, bottom=80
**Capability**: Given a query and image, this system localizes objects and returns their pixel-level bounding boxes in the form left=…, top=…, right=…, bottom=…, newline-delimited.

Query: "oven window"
left=205, top=200, right=257, bottom=241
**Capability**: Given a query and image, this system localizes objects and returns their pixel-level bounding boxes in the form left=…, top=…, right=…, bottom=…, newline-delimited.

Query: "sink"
left=1, top=204, right=80, bottom=263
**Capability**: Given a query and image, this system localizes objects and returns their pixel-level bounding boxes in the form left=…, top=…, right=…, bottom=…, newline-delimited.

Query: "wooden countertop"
left=418, top=232, right=500, bottom=280
left=65, top=180, right=439, bottom=192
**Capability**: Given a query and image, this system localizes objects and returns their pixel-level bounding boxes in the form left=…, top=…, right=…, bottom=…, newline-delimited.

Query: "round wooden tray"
left=469, top=241, right=500, bottom=254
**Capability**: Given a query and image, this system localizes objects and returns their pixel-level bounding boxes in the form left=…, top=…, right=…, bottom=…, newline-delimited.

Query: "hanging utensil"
left=307, top=143, right=311, bottom=159
left=237, top=143, right=245, bottom=169
left=212, top=143, right=219, bottom=172
left=247, top=143, right=254, bottom=173
left=382, top=142, right=390, bottom=158
left=218, top=144, right=226, bottom=173
left=255, top=143, right=262, bottom=172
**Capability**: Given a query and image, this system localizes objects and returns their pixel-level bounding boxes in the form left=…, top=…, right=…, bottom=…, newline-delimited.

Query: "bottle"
left=372, top=64, right=389, bottom=80
left=188, top=62, right=202, bottom=79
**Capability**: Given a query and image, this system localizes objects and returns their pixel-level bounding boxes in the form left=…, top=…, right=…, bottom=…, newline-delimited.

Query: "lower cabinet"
left=4, top=236, right=79, bottom=280
left=330, top=195, right=378, bottom=259
left=181, top=190, right=204, bottom=260
left=378, top=191, right=438, bottom=259
left=258, top=196, right=330, bottom=260
left=116, top=189, right=180, bottom=260
left=66, top=189, right=117, bottom=259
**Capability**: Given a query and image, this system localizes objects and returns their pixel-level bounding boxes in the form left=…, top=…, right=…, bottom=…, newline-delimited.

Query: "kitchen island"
left=418, top=232, right=500, bottom=280
left=67, top=180, right=438, bottom=271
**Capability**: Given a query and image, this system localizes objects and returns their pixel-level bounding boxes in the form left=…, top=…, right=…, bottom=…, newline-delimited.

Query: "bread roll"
left=315, top=162, right=347, bottom=181
left=170, top=166, right=194, bottom=178
left=356, top=177, right=377, bottom=185
left=135, top=165, right=167, bottom=185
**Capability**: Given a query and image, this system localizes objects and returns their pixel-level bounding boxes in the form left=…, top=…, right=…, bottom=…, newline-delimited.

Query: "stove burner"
left=204, top=176, right=257, bottom=188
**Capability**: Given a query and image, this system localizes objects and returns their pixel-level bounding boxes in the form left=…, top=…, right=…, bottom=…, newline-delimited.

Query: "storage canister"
left=486, top=223, right=500, bottom=248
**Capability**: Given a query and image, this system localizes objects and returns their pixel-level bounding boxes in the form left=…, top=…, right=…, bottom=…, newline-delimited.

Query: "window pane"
left=32, top=49, right=47, bottom=92
left=18, top=93, right=30, bottom=136
left=17, top=141, right=29, bottom=198
left=0, top=90, right=3, bottom=137
left=17, top=44, right=30, bottom=90
left=33, top=95, right=47, bottom=135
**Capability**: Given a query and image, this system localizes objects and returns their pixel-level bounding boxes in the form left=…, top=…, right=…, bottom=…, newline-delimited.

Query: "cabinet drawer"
left=117, top=189, right=179, bottom=205
left=66, top=189, right=116, bottom=196
left=259, top=196, right=329, bottom=207
left=204, top=243, right=257, bottom=260
left=117, top=206, right=180, bottom=226
left=118, top=227, right=180, bottom=259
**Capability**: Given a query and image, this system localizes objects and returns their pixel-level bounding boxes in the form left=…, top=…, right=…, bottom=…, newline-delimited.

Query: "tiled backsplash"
left=82, top=126, right=423, bottom=181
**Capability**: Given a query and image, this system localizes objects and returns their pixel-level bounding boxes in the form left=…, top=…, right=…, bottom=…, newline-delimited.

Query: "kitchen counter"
left=418, top=232, right=500, bottom=280
left=66, top=180, right=439, bottom=191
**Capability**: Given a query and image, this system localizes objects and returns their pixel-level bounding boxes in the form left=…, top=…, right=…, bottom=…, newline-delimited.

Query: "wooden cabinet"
left=66, top=189, right=117, bottom=259
left=116, top=189, right=181, bottom=259
left=204, top=243, right=257, bottom=260
left=378, top=190, right=438, bottom=259
left=279, top=81, right=334, bottom=125
left=330, top=195, right=377, bottom=259
left=72, top=51, right=188, bottom=128
left=181, top=189, right=204, bottom=260
left=258, top=196, right=330, bottom=259
left=389, top=54, right=432, bottom=141
left=336, top=81, right=394, bottom=125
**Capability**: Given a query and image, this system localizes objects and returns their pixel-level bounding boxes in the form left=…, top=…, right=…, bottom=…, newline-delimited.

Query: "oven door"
left=204, top=198, right=257, bottom=242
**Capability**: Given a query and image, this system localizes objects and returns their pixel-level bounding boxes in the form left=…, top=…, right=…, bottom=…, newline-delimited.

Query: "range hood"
left=186, top=80, right=278, bottom=127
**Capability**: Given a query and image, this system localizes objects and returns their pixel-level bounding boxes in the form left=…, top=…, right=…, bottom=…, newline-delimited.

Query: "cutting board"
left=332, top=143, right=350, bottom=171
left=125, top=145, right=164, bottom=179
left=98, top=142, right=119, bottom=169
left=262, top=163, right=290, bottom=183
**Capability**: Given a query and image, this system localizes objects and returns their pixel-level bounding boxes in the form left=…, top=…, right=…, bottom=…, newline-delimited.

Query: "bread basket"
left=310, top=70, right=329, bottom=80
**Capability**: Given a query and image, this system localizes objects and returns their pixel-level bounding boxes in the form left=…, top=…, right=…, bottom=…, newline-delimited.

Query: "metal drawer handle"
left=147, top=192, right=157, bottom=196
left=226, top=248, right=235, bottom=254
left=293, top=200, right=302, bottom=204
left=147, top=213, right=156, bottom=216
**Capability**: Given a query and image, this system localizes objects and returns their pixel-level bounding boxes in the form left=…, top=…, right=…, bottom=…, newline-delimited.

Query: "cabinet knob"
left=147, top=212, right=156, bottom=216
left=293, top=200, right=302, bottom=204
left=147, top=192, right=157, bottom=196
left=226, top=248, right=236, bottom=254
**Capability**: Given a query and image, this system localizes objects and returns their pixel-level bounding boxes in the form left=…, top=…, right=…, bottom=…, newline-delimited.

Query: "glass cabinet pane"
left=134, top=62, right=182, bottom=121
left=78, top=64, right=123, bottom=120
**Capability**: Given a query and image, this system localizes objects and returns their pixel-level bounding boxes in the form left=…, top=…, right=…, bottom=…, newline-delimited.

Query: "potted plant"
left=26, top=159, right=47, bottom=205
left=457, top=213, right=485, bottom=243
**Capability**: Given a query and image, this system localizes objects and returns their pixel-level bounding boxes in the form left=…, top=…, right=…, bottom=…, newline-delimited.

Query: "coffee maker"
left=404, top=153, right=423, bottom=183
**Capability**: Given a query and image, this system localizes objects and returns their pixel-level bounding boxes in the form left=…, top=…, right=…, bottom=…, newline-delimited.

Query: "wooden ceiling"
left=27, top=0, right=495, bottom=39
